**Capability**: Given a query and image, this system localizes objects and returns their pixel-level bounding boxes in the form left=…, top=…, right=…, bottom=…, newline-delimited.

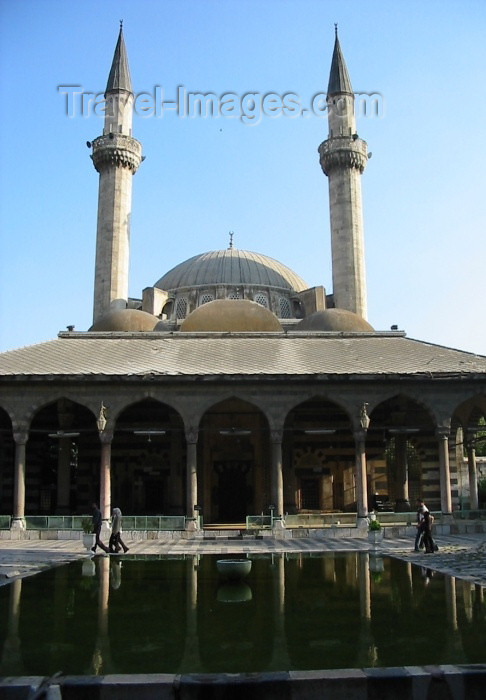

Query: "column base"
left=10, top=517, right=26, bottom=531
left=356, top=516, right=369, bottom=530
left=272, top=518, right=286, bottom=531
left=185, top=518, right=198, bottom=532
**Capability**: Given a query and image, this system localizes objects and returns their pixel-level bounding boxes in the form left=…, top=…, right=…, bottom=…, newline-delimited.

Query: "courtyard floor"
left=1, top=531, right=485, bottom=587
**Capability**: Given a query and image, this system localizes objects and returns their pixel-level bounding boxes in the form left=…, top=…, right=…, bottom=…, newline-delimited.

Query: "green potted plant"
left=367, top=515, right=383, bottom=546
left=81, top=517, right=95, bottom=551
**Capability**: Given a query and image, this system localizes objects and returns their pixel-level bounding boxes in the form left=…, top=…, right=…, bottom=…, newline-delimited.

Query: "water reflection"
left=217, top=583, right=252, bottom=603
left=0, top=552, right=485, bottom=676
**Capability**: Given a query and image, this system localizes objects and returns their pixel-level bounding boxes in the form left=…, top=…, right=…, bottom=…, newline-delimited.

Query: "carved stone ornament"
left=359, top=402, right=370, bottom=430
left=185, top=427, right=199, bottom=444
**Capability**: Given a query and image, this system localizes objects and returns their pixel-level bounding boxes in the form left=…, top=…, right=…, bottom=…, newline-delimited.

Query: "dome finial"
left=334, top=22, right=338, bottom=38
left=228, top=231, right=234, bottom=249
left=120, top=19, right=123, bottom=30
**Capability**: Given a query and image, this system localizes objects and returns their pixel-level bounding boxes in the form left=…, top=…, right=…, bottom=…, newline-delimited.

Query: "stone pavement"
left=1, top=531, right=485, bottom=587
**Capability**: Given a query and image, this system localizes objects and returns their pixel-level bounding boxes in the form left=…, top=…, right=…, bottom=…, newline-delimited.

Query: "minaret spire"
left=105, top=23, right=132, bottom=94
left=327, top=27, right=353, bottom=97
left=318, top=29, right=369, bottom=319
left=89, top=26, right=143, bottom=323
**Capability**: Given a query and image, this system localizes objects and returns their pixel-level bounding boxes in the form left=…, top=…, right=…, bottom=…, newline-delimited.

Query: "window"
left=254, top=293, right=268, bottom=308
left=199, top=293, right=214, bottom=306
left=279, top=297, right=291, bottom=318
left=176, top=297, right=188, bottom=319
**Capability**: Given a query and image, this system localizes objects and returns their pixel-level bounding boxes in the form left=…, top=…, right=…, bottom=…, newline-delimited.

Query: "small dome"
left=296, top=309, right=374, bottom=332
left=180, top=299, right=283, bottom=332
left=89, top=308, right=159, bottom=332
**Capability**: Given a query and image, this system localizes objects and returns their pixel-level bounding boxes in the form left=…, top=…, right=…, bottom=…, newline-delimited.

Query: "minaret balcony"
left=91, top=133, right=142, bottom=173
left=318, top=136, right=368, bottom=176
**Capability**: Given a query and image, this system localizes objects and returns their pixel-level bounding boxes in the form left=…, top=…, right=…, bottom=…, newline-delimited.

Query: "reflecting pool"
left=0, top=552, right=485, bottom=676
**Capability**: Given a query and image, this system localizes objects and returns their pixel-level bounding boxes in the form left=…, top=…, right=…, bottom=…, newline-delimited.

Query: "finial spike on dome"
left=228, top=231, right=234, bottom=249
left=334, top=22, right=338, bottom=37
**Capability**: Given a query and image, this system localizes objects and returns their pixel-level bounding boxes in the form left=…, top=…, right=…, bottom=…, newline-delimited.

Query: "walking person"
left=109, top=507, right=129, bottom=553
left=414, top=498, right=428, bottom=551
left=91, top=503, right=109, bottom=553
left=422, top=508, right=435, bottom=553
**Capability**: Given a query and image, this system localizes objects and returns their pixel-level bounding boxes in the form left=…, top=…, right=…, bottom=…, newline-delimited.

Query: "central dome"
left=154, top=249, right=308, bottom=292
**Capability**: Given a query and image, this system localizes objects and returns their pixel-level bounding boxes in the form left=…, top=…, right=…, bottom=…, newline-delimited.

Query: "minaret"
left=318, top=27, right=368, bottom=319
left=90, top=24, right=142, bottom=323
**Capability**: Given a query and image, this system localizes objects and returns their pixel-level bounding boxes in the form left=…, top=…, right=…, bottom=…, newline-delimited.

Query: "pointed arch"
left=111, top=398, right=185, bottom=516
left=198, top=396, right=270, bottom=523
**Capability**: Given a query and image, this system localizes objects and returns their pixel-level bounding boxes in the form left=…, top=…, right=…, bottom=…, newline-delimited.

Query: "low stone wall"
left=0, top=520, right=484, bottom=542
left=1, top=665, right=485, bottom=699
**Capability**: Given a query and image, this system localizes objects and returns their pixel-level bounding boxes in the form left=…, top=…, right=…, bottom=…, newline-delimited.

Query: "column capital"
left=435, top=427, right=450, bottom=440
left=353, top=429, right=367, bottom=443
left=13, top=430, right=29, bottom=445
left=99, top=429, right=114, bottom=444
left=270, top=429, right=284, bottom=444
left=185, top=427, right=199, bottom=445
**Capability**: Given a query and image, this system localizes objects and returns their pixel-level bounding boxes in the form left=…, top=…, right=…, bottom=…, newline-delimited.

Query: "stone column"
left=354, top=429, right=369, bottom=525
left=185, top=427, right=198, bottom=529
left=437, top=428, right=452, bottom=515
left=270, top=429, right=284, bottom=519
left=394, top=434, right=410, bottom=511
left=56, top=437, right=72, bottom=515
left=467, top=439, right=479, bottom=510
left=12, top=429, right=28, bottom=530
left=99, top=430, right=113, bottom=527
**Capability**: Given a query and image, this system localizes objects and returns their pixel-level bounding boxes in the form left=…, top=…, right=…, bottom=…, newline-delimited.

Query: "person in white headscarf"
left=109, top=507, right=129, bottom=553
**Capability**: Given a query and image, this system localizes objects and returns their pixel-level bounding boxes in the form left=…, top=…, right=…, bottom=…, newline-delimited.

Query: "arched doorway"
left=284, top=397, right=354, bottom=513
left=199, top=398, right=270, bottom=523
left=27, top=398, right=97, bottom=514
left=368, top=395, right=436, bottom=511
left=112, top=399, right=185, bottom=515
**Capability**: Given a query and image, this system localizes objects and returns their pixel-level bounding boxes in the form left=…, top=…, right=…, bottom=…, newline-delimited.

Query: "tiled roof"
left=1, top=333, right=486, bottom=380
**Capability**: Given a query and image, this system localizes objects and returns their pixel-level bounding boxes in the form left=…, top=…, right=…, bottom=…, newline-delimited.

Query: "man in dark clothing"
left=422, top=509, right=435, bottom=554
left=414, top=498, right=428, bottom=551
left=91, top=503, right=109, bottom=553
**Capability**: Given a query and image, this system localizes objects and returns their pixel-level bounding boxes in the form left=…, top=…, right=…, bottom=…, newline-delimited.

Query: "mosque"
left=1, top=28, right=485, bottom=532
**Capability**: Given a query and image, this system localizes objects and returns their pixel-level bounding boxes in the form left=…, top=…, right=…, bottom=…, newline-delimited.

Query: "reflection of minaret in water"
left=0, top=578, right=24, bottom=675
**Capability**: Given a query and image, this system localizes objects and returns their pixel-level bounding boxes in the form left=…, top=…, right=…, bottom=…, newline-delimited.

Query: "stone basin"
left=217, top=582, right=253, bottom=603
left=216, top=558, right=252, bottom=580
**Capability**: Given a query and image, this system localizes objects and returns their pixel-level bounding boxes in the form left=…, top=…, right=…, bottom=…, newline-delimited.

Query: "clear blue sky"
left=1, top=0, right=485, bottom=355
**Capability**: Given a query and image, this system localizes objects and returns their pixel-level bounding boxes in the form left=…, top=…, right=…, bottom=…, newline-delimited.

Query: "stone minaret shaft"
left=318, top=30, right=368, bottom=319
left=91, top=26, right=142, bottom=323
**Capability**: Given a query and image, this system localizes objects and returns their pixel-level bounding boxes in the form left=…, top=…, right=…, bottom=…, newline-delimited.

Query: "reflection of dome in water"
left=296, top=309, right=374, bottom=332
left=89, top=308, right=159, bottom=332
left=180, top=299, right=283, bottom=332
left=155, top=249, right=308, bottom=292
